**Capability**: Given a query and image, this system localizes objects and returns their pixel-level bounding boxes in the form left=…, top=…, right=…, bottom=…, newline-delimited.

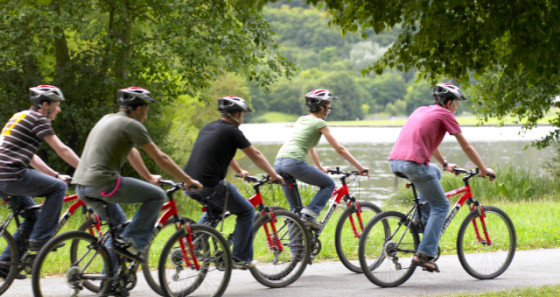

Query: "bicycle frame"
left=247, top=189, right=282, bottom=253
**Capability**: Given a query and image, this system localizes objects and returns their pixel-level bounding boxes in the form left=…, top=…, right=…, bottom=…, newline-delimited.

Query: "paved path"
left=6, top=248, right=560, bottom=296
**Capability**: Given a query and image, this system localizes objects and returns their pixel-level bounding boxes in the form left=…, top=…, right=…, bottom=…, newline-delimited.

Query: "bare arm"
left=127, top=147, right=161, bottom=186
left=454, top=132, right=496, bottom=180
left=140, top=142, right=202, bottom=190
left=319, top=125, right=369, bottom=176
left=229, top=159, right=249, bottom=178
left=241, top=145, right=284, bottom=185
left=43, top=134, right=80, bottom=168
left=309, top=147, right=327, bottom=173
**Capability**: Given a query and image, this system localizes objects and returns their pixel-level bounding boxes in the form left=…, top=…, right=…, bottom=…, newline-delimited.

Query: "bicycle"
left=156, top=179, right=232, bottom=297
left=31, top=180, right=231, bottom=297
left=0, top=193, right=102, bottom=295
left=358, top=168, right=517, bottom=287
left=192, top=175, right=311, bottom=289
left=281, top=167, right=382, bottom=273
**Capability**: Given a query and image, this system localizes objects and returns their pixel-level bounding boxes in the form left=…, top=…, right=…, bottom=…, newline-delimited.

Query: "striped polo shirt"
left=0, top=110, right=54, bottom=181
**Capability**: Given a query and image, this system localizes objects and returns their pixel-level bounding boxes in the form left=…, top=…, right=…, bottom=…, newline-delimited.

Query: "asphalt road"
left=6, top=248, right=560, bottom=297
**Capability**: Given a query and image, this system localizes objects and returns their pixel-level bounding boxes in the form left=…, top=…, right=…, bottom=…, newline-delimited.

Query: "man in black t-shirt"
left=184, top=96, right=283, bottom=269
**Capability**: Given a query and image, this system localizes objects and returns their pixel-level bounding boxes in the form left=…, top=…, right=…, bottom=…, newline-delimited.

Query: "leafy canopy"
left=247, top=0, right=560, bottom=146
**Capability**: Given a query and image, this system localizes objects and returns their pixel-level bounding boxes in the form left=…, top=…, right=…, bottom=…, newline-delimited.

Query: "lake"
left=237, top=123, right=557, bottom=205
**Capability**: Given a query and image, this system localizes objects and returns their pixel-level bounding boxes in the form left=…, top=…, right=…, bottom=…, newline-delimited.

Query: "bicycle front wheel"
left=359, top=211, right=419, bottom=287
left=159, top=224, right=231, bottom=297
left=335, top=200, right=382, bottom=273
left=0, top=230, right=18, bottom=295
left=32, top=231, right=113, bottom=297
left=457, top=205, right=516, bottom=279
left=250, top=208, right=311, bottom=288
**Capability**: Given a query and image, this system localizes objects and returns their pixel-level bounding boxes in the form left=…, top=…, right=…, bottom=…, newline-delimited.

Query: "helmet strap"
left=225, top=112, right=241, bottom=126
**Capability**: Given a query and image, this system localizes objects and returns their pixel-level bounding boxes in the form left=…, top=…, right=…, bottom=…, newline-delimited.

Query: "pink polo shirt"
left=388, top=104, right=461, bottom=165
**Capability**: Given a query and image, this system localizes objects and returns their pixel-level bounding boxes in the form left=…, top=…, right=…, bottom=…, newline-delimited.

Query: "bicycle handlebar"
left=452, top=168, right=496, bottom=180
left=327, top=166, right=366, bottom=177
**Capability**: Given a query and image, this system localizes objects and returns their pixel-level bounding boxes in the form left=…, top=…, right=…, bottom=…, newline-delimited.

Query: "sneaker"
left=232, top=259, right=257, bottom=270
left=111, top=237, right=146, bottom=264
left=28, top=239, right=65, bottom=252
left=300, top=214, right=322, bottom=230
left=0, top=264, right=25, bottom=280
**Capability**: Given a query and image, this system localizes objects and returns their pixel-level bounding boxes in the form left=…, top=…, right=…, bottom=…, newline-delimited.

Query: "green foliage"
left=0, top=0, right=295, bottom=173
left=389, top=165, right=560, bottom=205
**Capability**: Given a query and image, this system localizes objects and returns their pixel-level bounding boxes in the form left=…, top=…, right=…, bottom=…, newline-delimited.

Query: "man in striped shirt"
left=0, top=85, right=80, bottom=275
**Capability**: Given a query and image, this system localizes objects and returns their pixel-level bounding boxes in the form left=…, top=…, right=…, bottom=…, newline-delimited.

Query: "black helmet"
left=433, top=84, right=467, bottom=104
left=117, top=86, right=157, bottom=107
left=217, top=96, right=252, bottom=113
left=305, top=89, right=338, bottom=110
left=29, top=85, right=65, bottom=105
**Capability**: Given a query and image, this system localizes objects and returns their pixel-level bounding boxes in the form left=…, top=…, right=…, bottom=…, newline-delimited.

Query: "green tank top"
left=276, top=115, right=327, bottom=161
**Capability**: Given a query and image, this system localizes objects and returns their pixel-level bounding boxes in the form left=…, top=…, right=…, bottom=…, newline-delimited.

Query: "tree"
left=403, top=80, right=433, bottom=114
left=314, top=72, right=364, bottom=121
left=247, top=0, right=560, bottom=146
left=0, top=0, right=295, bottom=173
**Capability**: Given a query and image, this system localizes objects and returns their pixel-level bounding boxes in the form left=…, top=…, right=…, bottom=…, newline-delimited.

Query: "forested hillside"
left=247, top=0, right=439, bottom=122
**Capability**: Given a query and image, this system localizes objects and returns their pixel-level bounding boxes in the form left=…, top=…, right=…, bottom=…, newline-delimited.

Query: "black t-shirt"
left=184, top=120, right=251, bottom=187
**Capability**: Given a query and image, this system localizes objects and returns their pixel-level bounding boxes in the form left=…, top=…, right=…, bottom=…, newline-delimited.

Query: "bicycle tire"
left=69, top=217, right=106, bottom=293
left=0, top=230, right=18, bottom=295
left=250, top=208, right=311, bottom=288
left=359, top=211, right=419, bottom=287
left=143, top=216, right=195, bottom=296
left=456, top=205, right=516, bottom=279
left=334, top=200, right=382, bottom=273
left=159, top=224, right=231, bottom=297
left=32, top=230, right=113, bottom=297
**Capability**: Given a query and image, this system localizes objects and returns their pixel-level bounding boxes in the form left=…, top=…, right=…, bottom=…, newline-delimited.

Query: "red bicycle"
left=0, top=193, right=102, bottom=295
left=282, top=167, right=382, bottom=273
left=358, top=168, right=516, bottom=287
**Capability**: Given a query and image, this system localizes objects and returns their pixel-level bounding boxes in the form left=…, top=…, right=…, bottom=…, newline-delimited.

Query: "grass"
left=445, top=285, right=560, bottom=297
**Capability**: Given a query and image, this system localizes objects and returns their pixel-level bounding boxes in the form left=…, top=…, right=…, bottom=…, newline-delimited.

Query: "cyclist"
left=388, top=83, right=496, bottom=273
left=274, top=89, right=369, bottom=229
left=73, top=86, right=202, bottom=265
left=0, top=85, right=79, bottom=278
left=184, top=96, right=283, bottom=269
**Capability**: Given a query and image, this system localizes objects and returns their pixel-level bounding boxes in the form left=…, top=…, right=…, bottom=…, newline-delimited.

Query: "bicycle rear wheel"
left=335, top=200, right=382, bottom=273
left=250, top=208, right=310, bottom=288
left=0, top=230, right=18, bottom=295
left=32, top=231, right=113, bottom=297
left=359, top=211, right=419, bottom=287
left=457, top=205, right=516, bottom=279
left=159, top=224, right=231, bottom=297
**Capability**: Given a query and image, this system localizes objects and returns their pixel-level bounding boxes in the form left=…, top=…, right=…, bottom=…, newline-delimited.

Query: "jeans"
left=76, top=177, right=165, bottom=252
left=389, top=160, right=450, bottom=258
left=0, top=169, right=67, bottom=260
left=187, top=180, right=254, bottom=261
left=274, top=158, right=335, bottom=218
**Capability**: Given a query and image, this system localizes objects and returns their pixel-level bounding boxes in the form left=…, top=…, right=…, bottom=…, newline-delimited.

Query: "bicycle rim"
left=457, top=205, right=516, bottom=279
left=143, top=216, right=194, bottom=296
left=359, top=211, right=419, bottom=287
left=250, top=208, right=310, bottom=288
left=32, top=231, right=112, bottom=297
left=335, top=201, right=382, bottom=273
left=159, top=224, right=231, bottom=297
left=0, top=230, right=18, bottom=295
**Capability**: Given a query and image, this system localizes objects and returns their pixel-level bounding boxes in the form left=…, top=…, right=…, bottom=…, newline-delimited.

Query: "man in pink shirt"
left=388, top=83, right=496, bottom=273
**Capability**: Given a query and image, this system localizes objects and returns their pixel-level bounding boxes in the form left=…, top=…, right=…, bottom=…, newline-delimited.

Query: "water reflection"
left=237, top=124, right=556, bottom=205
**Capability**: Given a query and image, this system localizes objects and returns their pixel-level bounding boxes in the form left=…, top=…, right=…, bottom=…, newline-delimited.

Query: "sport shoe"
left=111, top=236, right=146, bottom=264
left=28, top=239, right=65, bottom=252
left=232, top=258, right=257, bottom=270
left=300, top=214, right=322, bottom=230
left=0, top=264, right=25, bottom=280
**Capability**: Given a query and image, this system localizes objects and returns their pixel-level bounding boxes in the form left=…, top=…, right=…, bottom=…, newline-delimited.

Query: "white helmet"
left=305, top=89, right=337, bottom=111
left=29, top=85, right=65, bottom=105
left=217, top=96, right=252, bottom=113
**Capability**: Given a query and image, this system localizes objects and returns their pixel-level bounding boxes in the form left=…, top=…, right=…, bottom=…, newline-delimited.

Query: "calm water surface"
left=237, top=123, right=556, bottom=205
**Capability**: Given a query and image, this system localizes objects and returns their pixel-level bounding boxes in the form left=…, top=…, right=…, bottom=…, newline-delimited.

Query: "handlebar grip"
left=486, top=173, right=496, bottom=179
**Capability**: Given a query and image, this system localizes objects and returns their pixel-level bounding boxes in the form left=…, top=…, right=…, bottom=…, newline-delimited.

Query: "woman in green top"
left=274, top=89, right=369, bottom=229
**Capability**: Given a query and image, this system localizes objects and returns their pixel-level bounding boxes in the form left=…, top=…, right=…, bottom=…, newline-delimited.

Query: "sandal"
left=411, top=252, right=439, bottom=273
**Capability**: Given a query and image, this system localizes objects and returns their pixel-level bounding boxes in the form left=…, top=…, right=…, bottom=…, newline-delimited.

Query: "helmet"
left=433, top=84, right=467, bottom=103
left=304, top=89, right=338, bottom=109
left=29, top=85, right=65, bottom=105
left=217, top=96, right=252, bottom=113
left=117, top=86, right=157, bottom=107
